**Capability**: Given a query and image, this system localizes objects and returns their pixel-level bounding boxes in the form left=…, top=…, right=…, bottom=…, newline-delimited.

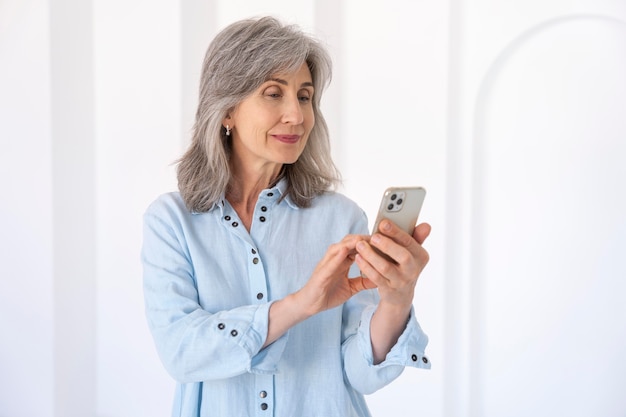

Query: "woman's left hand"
left=355, top=219, right=431, bottom=309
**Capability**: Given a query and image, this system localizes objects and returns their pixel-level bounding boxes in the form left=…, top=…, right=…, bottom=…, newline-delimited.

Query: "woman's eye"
left=264, top=87, right=282, bottom=98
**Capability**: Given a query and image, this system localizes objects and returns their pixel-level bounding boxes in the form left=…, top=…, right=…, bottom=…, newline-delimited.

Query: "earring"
left=225, top=125, right=231, bottom=136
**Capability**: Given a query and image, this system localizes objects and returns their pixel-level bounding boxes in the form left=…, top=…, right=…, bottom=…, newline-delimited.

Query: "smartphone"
left=361, top=186, right=426, bottom=274
left=371, top=186, right=426, bottom=236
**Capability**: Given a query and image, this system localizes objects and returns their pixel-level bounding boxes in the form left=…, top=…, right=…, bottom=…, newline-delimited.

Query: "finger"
left=337, top=234, right=371, bottom=254
left=366, top=231, right=430, bottom=281
left=318, top=241, right=358, bottom=274
left=369, top=233, right=414, bottom=271
left=348, top=276, right=378, bottom=293
left=355, top=241, right=394, bottom=285
left=355, top=253, right=385, bottom=287
left=412, top=222, right=431, bottom=245
left=377, top=219, right=415, bottom=248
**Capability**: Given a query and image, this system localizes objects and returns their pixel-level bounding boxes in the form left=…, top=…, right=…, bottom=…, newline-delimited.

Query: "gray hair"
left=177, top=16, right=340, bottom=212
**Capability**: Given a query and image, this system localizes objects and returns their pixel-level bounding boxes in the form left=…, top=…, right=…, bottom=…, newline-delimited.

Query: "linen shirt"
left=142, top=180, right=431, bottom=417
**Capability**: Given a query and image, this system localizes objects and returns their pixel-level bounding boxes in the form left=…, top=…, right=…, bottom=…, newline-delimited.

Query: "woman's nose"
left=281, top=96, right=304, bottom=124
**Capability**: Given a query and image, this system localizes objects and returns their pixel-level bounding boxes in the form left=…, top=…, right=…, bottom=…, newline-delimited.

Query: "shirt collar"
left=200, top=177, right=299, bottom=215
left=274, top=177, right=299, bottom=210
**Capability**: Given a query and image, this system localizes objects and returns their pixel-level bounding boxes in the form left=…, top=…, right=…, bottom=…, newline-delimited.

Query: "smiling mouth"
left=272, top=134, right=301, bottom=144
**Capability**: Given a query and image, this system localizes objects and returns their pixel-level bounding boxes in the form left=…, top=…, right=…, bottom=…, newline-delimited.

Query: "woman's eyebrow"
left=267, top=78, right=314, bottom=88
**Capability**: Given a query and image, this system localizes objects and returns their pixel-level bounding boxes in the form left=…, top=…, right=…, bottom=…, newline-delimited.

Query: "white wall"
left=0, top=1, right=54, bottom=416
left=1, top=1, right=625, bottom=416
left=469, top=12, right=626, bottom=417
left=447, top=2, right=626, bottom=416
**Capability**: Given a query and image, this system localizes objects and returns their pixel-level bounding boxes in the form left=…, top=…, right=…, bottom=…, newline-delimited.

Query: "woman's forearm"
left=263, top=292, right=312, bottom=348
left=369, top=301, right=412, bottom=364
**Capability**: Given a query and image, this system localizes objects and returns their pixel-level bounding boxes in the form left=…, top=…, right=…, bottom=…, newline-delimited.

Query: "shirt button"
left=259, top=391, right=267, bottom=398
left=224, top=215, right=231, bottom=221
left=230, top=329, right=238, bottom=337
left=259, top=216, right=266, bottom=222
left=261, top=206, right=267, bottom=212
left=218, top=323, right=225, bottom=330
left=251, top=248, right=257, bottom=254
left=232, top=221, right=238, bottom=227
left=411, top=354, right=418, bottom=362
left=257, top=293, right=264, bottom=300
left=422, top=356, right=429, bottom=364
left=253, top=257, right=259, bottom=264
left=267, top=192, right=274, bottom=197
left=260, top=403, right=268, bottom=410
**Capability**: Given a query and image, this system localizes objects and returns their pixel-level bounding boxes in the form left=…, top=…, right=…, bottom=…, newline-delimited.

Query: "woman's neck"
left=226, top=163, right=283, bottom=231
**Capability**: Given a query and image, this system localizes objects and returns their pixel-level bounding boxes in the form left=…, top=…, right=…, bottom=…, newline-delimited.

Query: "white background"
left=1, top=0, right=625, bottom=416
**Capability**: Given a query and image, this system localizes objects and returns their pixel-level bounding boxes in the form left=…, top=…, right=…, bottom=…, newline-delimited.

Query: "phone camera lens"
left=390, top=194, right=397, bottom=201
left=387, top=203, right=394, bottom=210
left=397, top=198, right=403, bottom=205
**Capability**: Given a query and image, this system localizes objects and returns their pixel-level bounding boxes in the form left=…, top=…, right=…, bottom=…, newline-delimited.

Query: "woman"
left=142, top=16, right=431, bottom=417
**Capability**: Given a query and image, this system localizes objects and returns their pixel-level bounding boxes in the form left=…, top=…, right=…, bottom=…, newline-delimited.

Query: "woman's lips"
left=272, top=134, right=300, bottom=144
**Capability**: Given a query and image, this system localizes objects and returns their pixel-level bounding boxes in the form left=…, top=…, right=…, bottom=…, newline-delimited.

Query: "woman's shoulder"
left=308, top=191, right=368, bottom=234
left=144, top=192, right=189, bottom=219
left=310, top=190, right=366, bottom=220
left=313, top=190, right=360, bottom=209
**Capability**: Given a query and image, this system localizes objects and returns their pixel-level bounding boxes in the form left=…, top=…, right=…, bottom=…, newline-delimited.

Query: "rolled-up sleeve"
left=142, top=206, right=287, bottom=383
left=341, top=292, right=431, bottom=395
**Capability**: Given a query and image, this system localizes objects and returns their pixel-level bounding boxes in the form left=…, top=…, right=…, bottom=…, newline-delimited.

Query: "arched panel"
left=472, top=15, right=626, bottom=417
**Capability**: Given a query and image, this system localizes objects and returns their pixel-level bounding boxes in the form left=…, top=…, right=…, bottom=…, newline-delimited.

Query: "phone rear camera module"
left=385, top=191, right=406, bottom=212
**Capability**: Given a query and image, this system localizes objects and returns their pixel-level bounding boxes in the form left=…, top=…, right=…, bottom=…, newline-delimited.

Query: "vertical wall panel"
left=444, top=0, right=473, bottom=415
left=314, top=0, right=346, bottom=170
left=180, top=0, right=217, bottom=148
left=472, top=15, right=626, bottom=417
left=94, top=1, right=181, bottom=415
left=50, top=0, right=97, bottom=415
left=0, top=1, right=54, bottom=416
left=448, top=2, right=626, bottom=417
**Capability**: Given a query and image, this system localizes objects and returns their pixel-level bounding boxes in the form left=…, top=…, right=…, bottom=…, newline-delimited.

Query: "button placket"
left=258, top=204, right=268, bottom=223
left=247, top=193, right=272, bottom=306
left=250, top=189, right=278, bottom=415
left=255, top=375, right=274, bottom=415
left=222, top=211, right=241, bottom=230
left=248, top=245, right=267, bottom=304
left=255, top=189, right=277, bottom=226
left=222, top=198, right=270, bottom=306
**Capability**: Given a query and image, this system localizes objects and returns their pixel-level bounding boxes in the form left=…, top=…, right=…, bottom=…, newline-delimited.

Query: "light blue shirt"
left=142, top=180, right=430, bottom=417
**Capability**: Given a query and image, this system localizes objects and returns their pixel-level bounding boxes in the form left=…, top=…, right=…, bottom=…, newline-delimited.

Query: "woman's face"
left=227, top=62, right=315, bottom=173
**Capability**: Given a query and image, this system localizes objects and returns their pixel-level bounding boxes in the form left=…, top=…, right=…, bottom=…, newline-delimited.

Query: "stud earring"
left=225, top=125, right=231, bottom=136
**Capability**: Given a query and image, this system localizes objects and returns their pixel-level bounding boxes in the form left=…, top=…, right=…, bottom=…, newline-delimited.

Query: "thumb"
left=349, top=276, right=378, bottom=294
left=413, top=222, right=432, bottom=245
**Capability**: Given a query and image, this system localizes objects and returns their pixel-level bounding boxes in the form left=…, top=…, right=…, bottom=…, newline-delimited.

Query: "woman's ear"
left=222, top=112, right=233, bottom=130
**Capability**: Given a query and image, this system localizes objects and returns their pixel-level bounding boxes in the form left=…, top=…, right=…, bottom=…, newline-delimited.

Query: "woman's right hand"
left=263, top=235, right=376, bottom=348
left=295, top=235, right=377, bottom=317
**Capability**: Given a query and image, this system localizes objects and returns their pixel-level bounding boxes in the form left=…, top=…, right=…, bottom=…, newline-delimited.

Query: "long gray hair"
left=177, top=16, right=340, bottom=212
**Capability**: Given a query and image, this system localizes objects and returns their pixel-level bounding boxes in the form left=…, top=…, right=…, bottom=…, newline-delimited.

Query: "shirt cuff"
left=358, top=305, right=431, bottom=370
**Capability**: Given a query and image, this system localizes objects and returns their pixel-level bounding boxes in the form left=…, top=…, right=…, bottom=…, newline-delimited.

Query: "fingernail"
left=371, top=234, right=381, bottom=244
left=356, top=241, right=366, bottom=251
left=381, top=220, right=391, bottom=231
